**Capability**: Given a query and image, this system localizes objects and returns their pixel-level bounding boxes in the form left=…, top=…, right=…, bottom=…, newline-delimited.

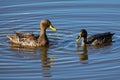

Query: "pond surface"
left=0, top=0, right=120, bottom=80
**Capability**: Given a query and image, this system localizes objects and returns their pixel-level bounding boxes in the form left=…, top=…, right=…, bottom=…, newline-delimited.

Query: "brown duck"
left=7, top=19, right=56, bottom=47
left=76, top=29, right=115, bottom=47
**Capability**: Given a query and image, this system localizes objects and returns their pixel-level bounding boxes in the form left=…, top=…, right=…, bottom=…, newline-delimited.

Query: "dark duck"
left=76, top=29, right=115, bottom=47
left=7, top=19, right=56, bottom=47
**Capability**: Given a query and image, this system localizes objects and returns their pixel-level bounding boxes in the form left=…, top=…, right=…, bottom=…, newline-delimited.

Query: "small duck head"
left=40, top=19, right=56, bottom=31
left=76, top=29, right=87, bottom=42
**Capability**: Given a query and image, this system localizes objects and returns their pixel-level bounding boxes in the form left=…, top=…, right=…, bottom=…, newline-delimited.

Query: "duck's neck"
left=40, top=29, right=46, bottom=37
left=82, top=37, right=87, bottom=47
left=38, top=28, right=48, bottom=45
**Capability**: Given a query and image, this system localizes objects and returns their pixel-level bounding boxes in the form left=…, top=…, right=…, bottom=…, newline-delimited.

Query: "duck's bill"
left=76, top=35, right=81, bottom=42
left=49, top=25, right=56, bottom=31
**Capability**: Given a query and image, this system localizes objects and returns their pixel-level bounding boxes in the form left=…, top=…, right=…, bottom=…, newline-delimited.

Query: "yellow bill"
left=49, top=25, right=56, bottom=31
left=76, top=36, right=81, bottom=42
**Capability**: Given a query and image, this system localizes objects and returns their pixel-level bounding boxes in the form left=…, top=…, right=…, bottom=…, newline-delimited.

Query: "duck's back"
left=87, top=32, right=115, bottom=45
left=15, top=32, right=39, bottom=39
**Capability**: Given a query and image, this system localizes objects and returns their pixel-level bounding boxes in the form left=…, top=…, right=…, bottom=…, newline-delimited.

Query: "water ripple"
left=0, top=0, right=120, bottom=80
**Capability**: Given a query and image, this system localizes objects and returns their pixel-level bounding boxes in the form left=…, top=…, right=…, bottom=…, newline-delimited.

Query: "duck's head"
left=76, top=29, right=87, bottom=42
left=40, top=19, right=56, bottom=31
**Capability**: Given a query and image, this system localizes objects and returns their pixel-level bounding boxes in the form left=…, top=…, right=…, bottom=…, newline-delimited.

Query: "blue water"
left=0, top=0, right=120, bottom=80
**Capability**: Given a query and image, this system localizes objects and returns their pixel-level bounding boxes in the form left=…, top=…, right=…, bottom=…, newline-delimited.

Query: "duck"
left=76, top=29, right=115, bottom=47
left=7, top=19, right=56, bottom=47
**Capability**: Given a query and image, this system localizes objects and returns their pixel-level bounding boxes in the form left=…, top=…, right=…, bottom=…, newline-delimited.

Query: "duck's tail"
left=6, top=34, right=19, bottom=44
left=111, top=33, right=115, bottom=36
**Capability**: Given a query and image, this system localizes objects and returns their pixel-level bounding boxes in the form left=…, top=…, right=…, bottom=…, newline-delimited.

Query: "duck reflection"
left=40, top=47, right=54, bottom=78
left=9, top=43, right=54, bottom=78
left=76, top=43, right=88, bottom=64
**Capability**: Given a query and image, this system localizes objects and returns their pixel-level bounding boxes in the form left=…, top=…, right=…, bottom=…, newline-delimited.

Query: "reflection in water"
left=9, top=43, right=54, bottom=78
left=76, top=43, right=88, bottom=64
left=40, top=47, right=54, bottom=78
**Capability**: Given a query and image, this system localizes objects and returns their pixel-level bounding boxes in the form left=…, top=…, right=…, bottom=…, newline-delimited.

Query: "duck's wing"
left=7, top=34, right=38, bottom=47
left=7, top=32, right=39, bottom=44
left=87, top=32, right=115, bottom=44
left=15, top=32, right=39, bottom=39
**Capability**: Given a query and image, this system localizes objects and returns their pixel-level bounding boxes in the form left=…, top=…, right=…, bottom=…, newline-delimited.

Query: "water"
left=0, top=0, right=120, bottom=80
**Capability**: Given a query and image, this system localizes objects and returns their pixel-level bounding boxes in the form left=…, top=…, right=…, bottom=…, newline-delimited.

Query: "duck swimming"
left=76, top=29, right=115, bottom=47
left=7, top=19, right=56, bottom=47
